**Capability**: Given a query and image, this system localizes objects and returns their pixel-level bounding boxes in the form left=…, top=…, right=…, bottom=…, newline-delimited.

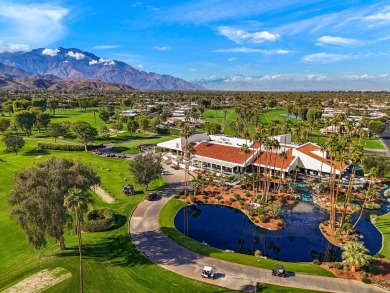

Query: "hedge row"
left=81, top=208, right=115, bottom=232
left=37, top=142, right=102, bottom=151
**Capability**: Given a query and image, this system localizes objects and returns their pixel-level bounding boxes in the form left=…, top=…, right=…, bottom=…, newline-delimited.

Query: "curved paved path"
left=129, top=172, right=387, bottom=293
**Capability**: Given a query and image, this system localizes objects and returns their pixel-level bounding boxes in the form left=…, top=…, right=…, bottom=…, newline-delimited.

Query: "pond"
left=174, top=203, right=382, bottom=262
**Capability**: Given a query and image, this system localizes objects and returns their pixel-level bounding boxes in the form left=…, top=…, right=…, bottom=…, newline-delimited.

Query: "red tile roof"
left=194, top=142, right=255, bottom=164
left=296, top=143, right=347, bottom=170
left=254, top=148, right=296, bottom=170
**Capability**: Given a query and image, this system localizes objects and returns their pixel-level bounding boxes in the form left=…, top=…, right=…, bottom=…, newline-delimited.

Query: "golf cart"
left=272, top=265, right=286, bottom=277
left=201, top=266, right=215, bottom=279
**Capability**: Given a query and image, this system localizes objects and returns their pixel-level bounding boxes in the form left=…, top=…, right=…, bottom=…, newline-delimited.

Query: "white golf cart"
left=201, top=266, right=215, bottom=279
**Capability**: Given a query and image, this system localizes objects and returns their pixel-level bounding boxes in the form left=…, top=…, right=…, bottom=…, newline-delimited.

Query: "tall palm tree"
left=262, top=137, right=272, bottom=201
left=252, top=127, right=264, bottom=193
left=64, top=187, right=92, bottom=293
left=340, top=144, right=364, bottom=227
left=180, top=124, right=195, bottom=196
left=240, top=143, right=250, bottom=187
left=342, top=241, right=371, bottom=272
left=278, top=151, right=288, bottom=193
left=353, top=167, right=377, bottom=228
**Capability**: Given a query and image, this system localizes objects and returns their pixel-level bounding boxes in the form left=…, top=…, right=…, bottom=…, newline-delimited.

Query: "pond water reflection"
left=174, top=202, right=382, bottom=262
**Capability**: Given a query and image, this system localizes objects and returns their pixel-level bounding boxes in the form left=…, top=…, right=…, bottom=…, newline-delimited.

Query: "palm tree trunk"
left=340, top=165, right=356, bottom=227
left=353, top=181, right=372, bottom=228
left=76, top=210, right=83, bottom=293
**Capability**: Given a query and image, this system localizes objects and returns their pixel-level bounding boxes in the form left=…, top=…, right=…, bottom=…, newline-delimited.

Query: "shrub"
left=245, top=191, right=250, bottom=197
left=369, top=266, right=379, bottom=275
left=219, top=200, right=224, bottom=204
left=333, top=262, right=342, bottom=269
left=361, top=278, right=371, bottom=284
left=173, top=195, right=180, bottom=199
left=38, top=142, right=102, bottom=151
left=229, top=198, right=235, bottom=203
left=260, top=215, right=268, bottom=223
left=234, top=193, right=240, bottom=200
left=82, top=208, right=115, bottom=232
left=254, top=250, right=262, bottom=257
left=312, top=259, right=321, bottom=265
left=239, top=200, right=244, bottom=206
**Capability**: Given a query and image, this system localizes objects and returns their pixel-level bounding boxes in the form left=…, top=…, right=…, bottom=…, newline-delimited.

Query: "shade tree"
left=9, top=157, right=99, bottom=250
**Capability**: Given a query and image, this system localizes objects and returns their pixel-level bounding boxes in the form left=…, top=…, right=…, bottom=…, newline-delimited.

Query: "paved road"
left=129, top=167, right=387, bottom=293
left=378, top=122, right=390, bottom=156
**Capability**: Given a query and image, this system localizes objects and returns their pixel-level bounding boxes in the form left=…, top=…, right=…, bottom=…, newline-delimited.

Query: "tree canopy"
left=72, top=121, right=98, bottom=151
left=129, top=154, right=162, bottom=190
left=9, top=157, right=100, bottom=250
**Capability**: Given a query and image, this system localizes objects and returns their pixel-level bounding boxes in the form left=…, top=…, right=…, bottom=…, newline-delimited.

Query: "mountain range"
left=0, top=47, right=203, bottom=91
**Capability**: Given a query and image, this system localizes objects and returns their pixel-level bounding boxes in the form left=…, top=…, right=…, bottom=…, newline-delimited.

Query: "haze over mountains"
left=0, top=48, right=203, bottom=91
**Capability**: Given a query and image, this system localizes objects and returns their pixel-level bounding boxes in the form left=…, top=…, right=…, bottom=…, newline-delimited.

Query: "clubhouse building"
left=157, top=133, right=349, bottom=178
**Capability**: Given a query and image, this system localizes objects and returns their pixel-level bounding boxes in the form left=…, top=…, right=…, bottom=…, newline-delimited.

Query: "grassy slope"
left=159, top=199, right=335, bottom=278
left=376, top=212, right=390, bottom=259
left=0, top=126, right=233, bottom=291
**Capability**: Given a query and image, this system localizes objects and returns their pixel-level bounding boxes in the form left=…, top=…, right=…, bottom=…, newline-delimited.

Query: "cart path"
left=91, top=185, right=115, bottom=203
left=129, top=171, right=387, bottom=293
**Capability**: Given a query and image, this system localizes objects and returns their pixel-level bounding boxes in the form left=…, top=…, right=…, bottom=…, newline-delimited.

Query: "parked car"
left=161, top=170, right=172, bottom=175
left=146, top=192, right=158, bottom=200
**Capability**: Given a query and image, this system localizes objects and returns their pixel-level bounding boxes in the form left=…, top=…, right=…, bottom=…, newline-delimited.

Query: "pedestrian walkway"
left=129, top=177, right=387, bottom=293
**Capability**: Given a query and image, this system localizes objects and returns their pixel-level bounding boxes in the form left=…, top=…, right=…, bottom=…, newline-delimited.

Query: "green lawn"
left=0, top=140, right=233, bottom=292
left=376, top=212, right=390, bottom=259
left=112, top=135, right=177, bottom=154
left=159, top=198, right=335, bottom=278
left=257, top=283, right=331, bottom=293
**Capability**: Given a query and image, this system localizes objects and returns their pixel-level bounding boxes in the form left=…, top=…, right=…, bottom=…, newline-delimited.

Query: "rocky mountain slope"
left=0, top=48, right=203, bottom=90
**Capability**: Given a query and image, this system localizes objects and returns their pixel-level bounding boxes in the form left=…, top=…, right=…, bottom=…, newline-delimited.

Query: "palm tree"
left=262, top=138, right=272, bottom=201
left=353, top=167, right=377, bottom=228
left=342, top=241, right=371, bottom=272
left=340, top=144, right=364, bottom=227
left=183, top=143, right=195, bottom=195
left=180, top=124, right=195, bottom=196
left=240, top=143, right=250, bottom=187
left=64, top=187, right=92, bottom=293
left=278, top=151, right=288, bottom=193
left=252, top=127, right=263, bottom=193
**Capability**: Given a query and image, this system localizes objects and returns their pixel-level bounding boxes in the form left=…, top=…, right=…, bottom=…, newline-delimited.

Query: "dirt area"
left=320, top=259, right=390, bottom=286
left=3, top=267, right=71, bottom=293
left=91, top=185, right=115, bottom=203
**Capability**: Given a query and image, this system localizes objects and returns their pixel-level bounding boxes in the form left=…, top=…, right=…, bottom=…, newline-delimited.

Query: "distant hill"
left=0, top=62, right=134, bottom=91
left=0, top=48, right=204, bottom=90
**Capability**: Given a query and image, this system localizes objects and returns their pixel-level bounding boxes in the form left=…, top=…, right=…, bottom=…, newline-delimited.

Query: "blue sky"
left=0, top=0, right=389, bottom=90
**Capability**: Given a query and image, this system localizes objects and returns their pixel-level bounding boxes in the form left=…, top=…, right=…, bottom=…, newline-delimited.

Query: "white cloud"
left=195, top=73, right=390, bottom=91
left=0, top=40, right=30, bottom=53
left=89, top=58, right=116, bottom=66
left=213, top=47, right=289, bottom=54
left=218, top=26, right=279, bottom=44
left=153, top=46, right=170, bottom=51
left=0, top=1, right=68, bottom=47
left=136, top=64, right=143, bottom=69
left=93, top=45, right=121, bottom=50
left=316, top=36, right=361, bottom=46
left=42, top=48, right=59, bottom=56
left=301, top=53, right=356, bottom=63
left=67, top=51, right=86, bottom=60
left=227, top=57, right=237, bottom=62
